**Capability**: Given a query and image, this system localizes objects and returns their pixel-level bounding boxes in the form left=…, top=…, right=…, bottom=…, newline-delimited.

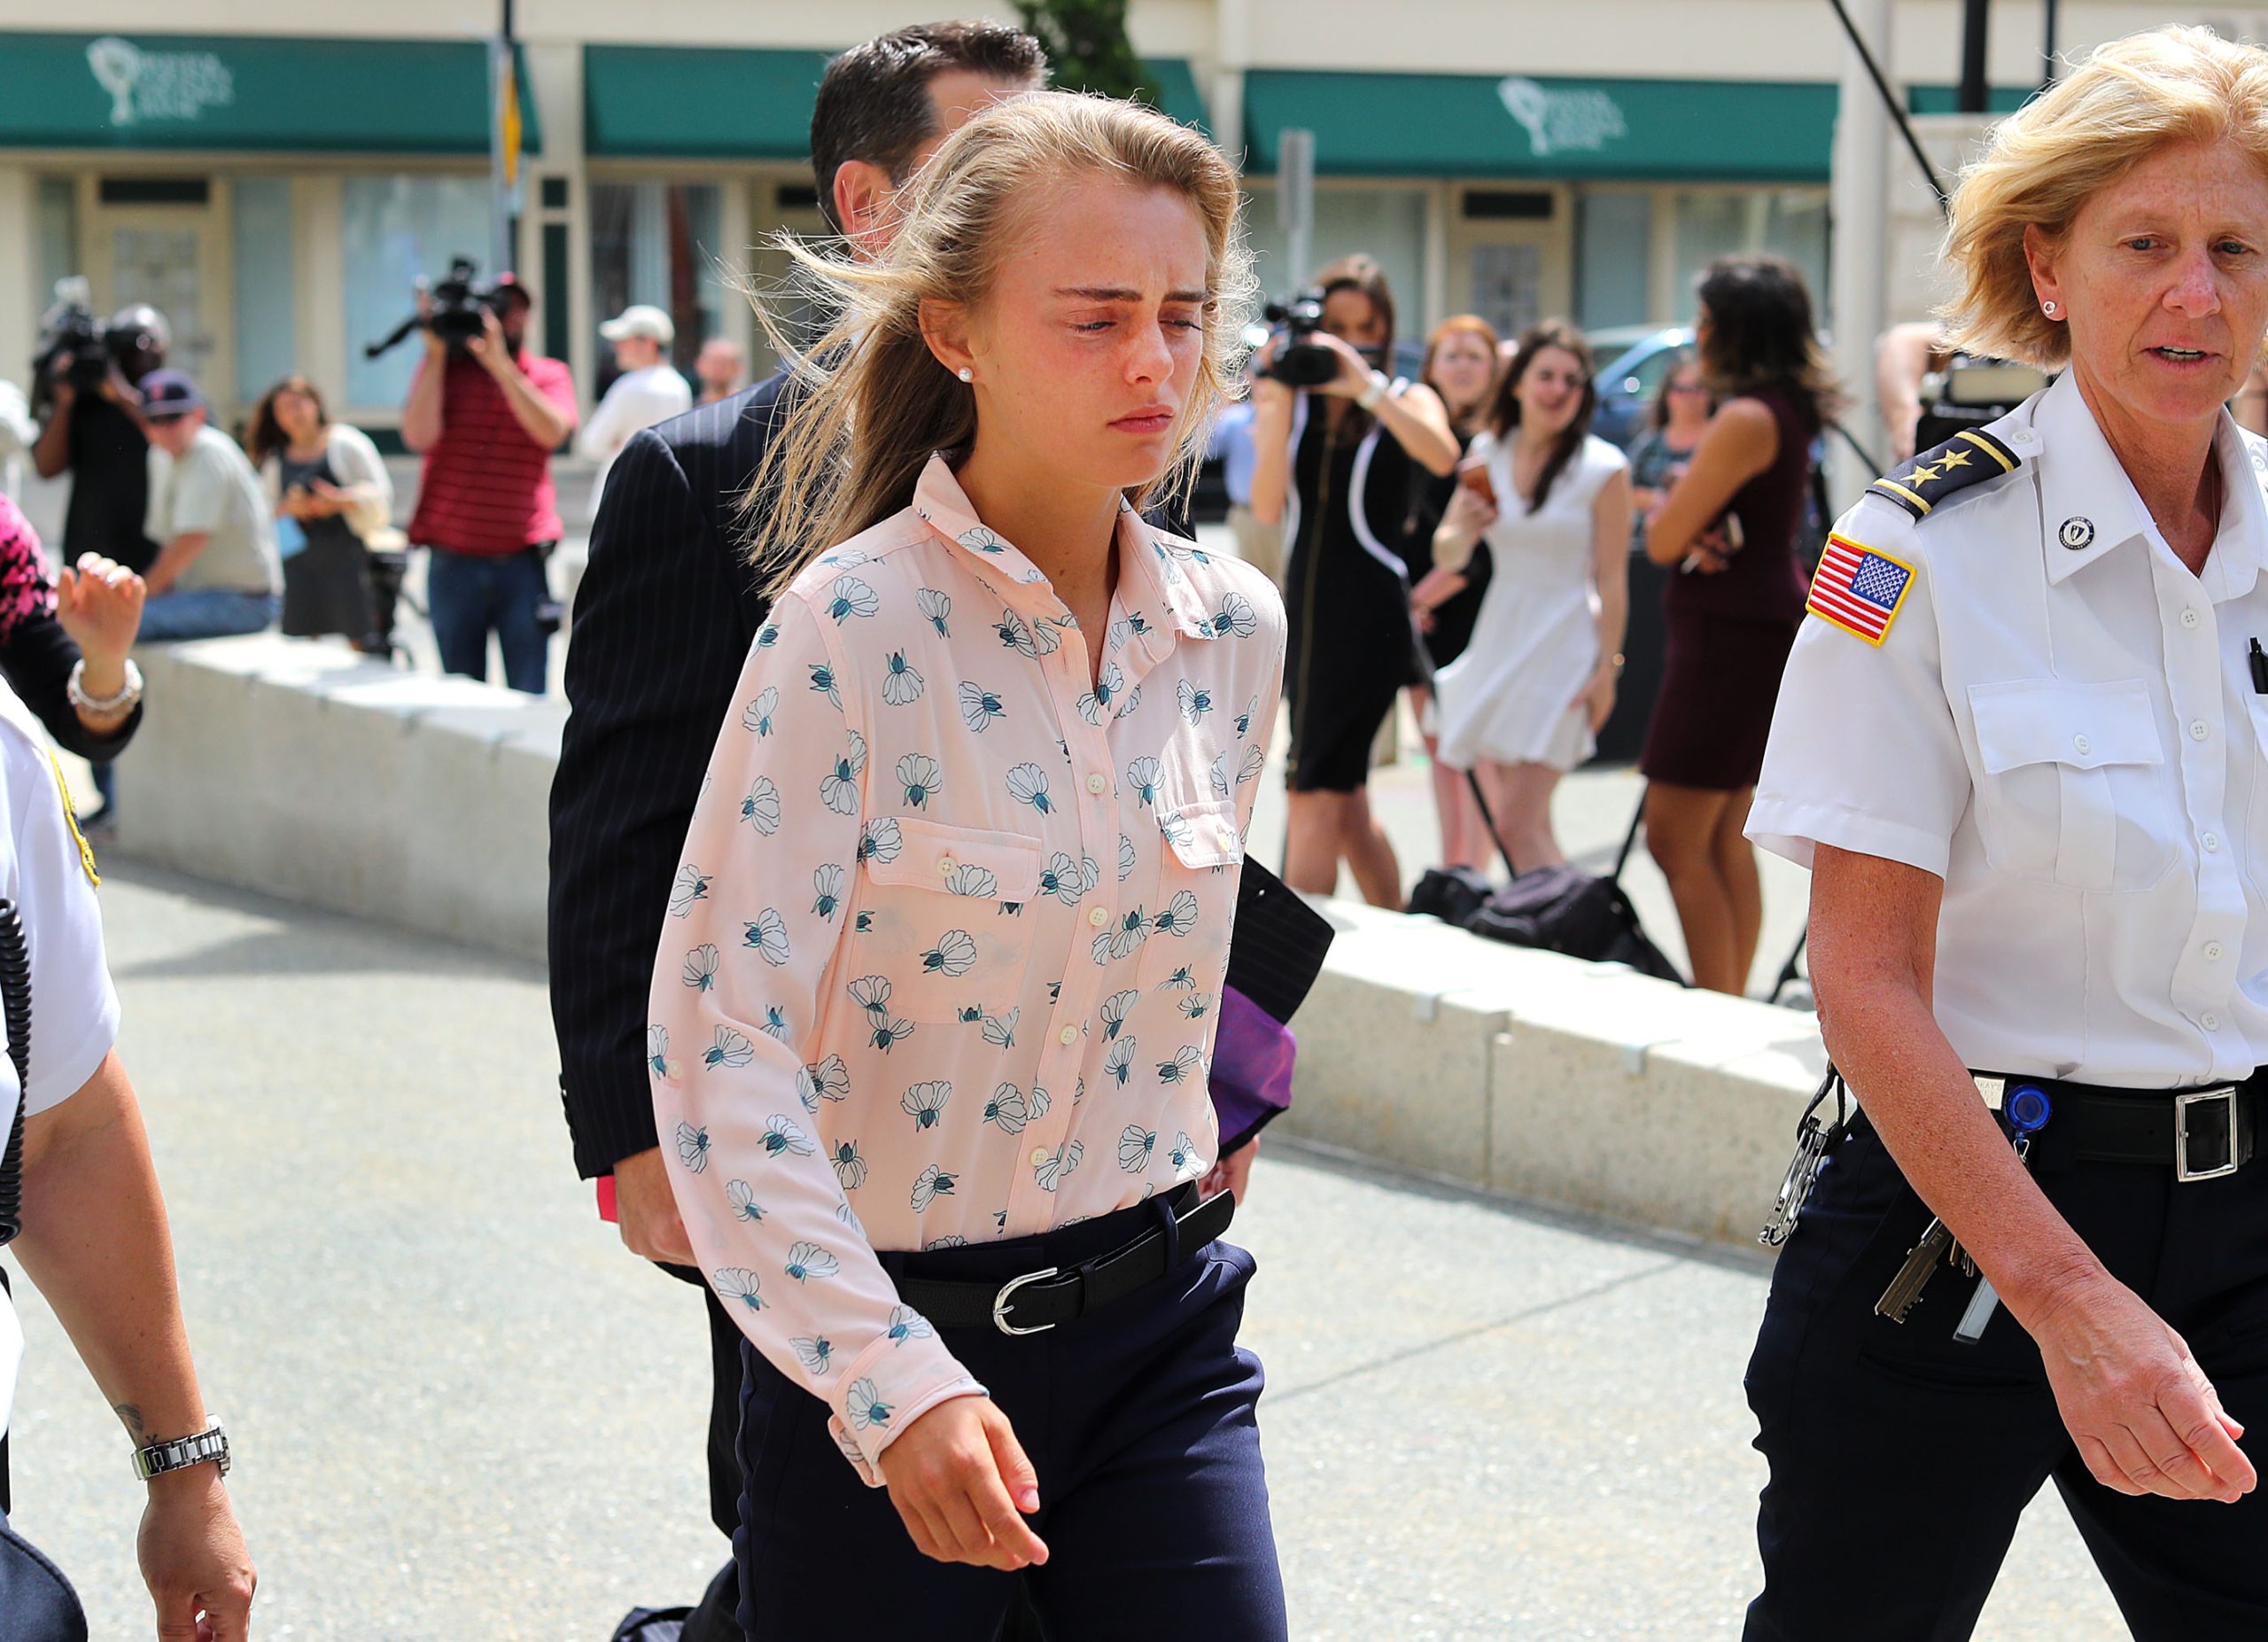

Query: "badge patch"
left=2059, top=517, right=2096, bottom=550
left=48, top=751, right=98, bottom=888
left=1806, top=534, right=1915, bottom=646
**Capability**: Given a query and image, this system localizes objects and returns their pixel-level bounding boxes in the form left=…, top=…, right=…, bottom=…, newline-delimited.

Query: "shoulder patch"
left=1806, top=533, right=1915, bottom=646
left=48, top=751, right=97, bottom=888
left=1867, top=428, right=2021, bottom=521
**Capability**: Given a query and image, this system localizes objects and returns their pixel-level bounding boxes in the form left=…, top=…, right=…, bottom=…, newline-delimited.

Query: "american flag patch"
left=1807, top=534, right=1915, bottom=646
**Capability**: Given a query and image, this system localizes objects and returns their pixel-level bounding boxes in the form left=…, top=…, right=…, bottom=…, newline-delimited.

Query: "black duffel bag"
left=1459, top=775, right=1683, bottom=984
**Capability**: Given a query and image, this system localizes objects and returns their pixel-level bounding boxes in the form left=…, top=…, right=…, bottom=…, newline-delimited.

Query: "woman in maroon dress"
left=1639, top=257, right=1841, bottom=992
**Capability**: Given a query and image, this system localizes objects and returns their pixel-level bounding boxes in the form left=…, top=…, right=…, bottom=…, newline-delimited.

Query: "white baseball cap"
left=600, top=304, right=674, bottom=345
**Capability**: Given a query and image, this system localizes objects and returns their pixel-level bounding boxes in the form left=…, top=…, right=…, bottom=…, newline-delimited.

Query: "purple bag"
left=1210, top=984, right=1295, bottom=1156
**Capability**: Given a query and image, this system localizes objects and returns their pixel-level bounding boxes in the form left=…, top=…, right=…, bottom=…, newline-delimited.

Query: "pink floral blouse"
left=650, top=455, right=1285, bottom=1482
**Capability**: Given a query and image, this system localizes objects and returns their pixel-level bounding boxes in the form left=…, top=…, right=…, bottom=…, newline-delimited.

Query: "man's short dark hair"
left=809, top=20, right=1049, bottom=232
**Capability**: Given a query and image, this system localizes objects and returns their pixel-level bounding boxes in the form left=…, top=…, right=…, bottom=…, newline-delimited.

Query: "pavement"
left=5, top=860, right=2135, bottom=1639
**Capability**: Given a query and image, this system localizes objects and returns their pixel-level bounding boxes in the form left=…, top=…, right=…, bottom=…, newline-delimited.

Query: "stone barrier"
left=114, top=634, right=1824, bottom=1245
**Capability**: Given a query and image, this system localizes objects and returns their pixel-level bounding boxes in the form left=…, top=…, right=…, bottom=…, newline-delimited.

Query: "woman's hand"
left=1683, top=524, right=1736, bottom=575
left=137, top=1465, right=255, bottom=1641
left=883, top=1396, right=1049, bottom=1570
left=1571, top=660, right=1618, bottom=732
left=58, top=553, right=146, bottom=674
left=2031, top=1270, right=2255, bottom=1503
left=1312, top=332, right=1380, bottom=401
left=1200, top=1136, right=1257, bottom=1203
left=303, top=479, right=351, bottom=518
left=1440, top=484, right=1497, bottom=541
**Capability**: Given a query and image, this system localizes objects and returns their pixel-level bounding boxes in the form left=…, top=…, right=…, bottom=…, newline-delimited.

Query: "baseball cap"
left=138, top=369, right=205, bottom=420
left=600, top=304, right=675, bottom=346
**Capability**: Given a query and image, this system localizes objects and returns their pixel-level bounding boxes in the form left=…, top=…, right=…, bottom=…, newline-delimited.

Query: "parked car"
left=1590, top=325, right=1693, bottom=450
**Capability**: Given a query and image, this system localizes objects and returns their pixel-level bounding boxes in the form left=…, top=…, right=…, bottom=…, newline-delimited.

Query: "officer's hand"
left=882, top=1395, right=1048, bottom=1571
left=1200, top=1135, right=1256, bottom=1203
left=612, top=1144, right=695, bottom=1267
left=2034, top=1273, right=2255, bottom=1504
left=137, top=1465, right=255, bottom=1640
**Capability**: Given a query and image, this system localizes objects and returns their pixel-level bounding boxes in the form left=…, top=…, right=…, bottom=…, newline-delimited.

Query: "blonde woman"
left=1744, top=26, right=2268, bottom=1635
left=648, top=94, right=1288, bottom=1638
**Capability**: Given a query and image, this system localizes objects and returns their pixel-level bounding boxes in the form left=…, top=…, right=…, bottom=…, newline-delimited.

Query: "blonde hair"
left=746, top=91, right=1254, bottom=596
left=1942, top=24, right=2268, bottom=368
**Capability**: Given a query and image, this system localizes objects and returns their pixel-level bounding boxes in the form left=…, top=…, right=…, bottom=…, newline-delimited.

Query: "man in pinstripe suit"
left=548, top=24, right=1049, bottom=1640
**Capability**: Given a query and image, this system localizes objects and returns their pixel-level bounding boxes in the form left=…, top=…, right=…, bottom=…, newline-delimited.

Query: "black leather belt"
left=1972, top=1071, right=2260, bottom=1181
left=895, top=1187, right=1236, bottom=1336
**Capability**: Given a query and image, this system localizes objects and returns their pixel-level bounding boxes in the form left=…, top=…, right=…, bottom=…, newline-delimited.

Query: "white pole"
left=1829, top=0, right=1892, bottom=503
left=489, top=35, right=512, bottom=276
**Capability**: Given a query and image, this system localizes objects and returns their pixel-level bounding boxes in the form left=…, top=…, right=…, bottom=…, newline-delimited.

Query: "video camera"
left=362, top=258, right=515, bottom=360
left=1247, top=291, right=1382, bottom=390
left=31, top=277, right=163, bottom=407
left=1914, top=354, right=2050, bottom=451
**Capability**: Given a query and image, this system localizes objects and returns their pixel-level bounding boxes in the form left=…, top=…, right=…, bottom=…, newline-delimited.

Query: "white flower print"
left=944, top=863, right=998, bottom=899
left=759, top=1114, right=816, bottom=1159
left=1210, top=754, right=1232, bottom=801
left=703, top=1029, right=756, bottom=1070
left=994, top=608, right=1037, bottom=658
left=823, top=575, right=880, bottom=624
left=846, top=1378, right=893, bottom=1430
left=1152, top=890, right=1200, bottom=942
left=916, top=587, right=951, bottom=637
left=1159, top=808, right=1194, bottom=849
left=669, top=864, right=712, bottom=918
left=901, top=1080, right=951, bottom=1131
left=743, top=908, right=791, bottom=968
left=1127, top=756, right=1162, bottom=809
left=912, top=1163, right=959, bottom=1211
left=1156, top=1044, right=1203, bottom=1086
left=1029, top=615, right=1062, bottom=655
left=740, top=775, right=782, bottom=835
left=676, top=1120, right=711, bottom=1172
left=792, top=1336, right=835, bottom=1375
left=1238, top=744, right=1266, bottom=787
left=820, top=731, right=867, bottom=815
left=1237, top=695, right=1257, bottom=737
left=682, top=944, right=720, bottom=992
left=858, top=816, right=902, bottom=864
left=646, top=1024, right=675, bottom=1079
left=1179, top=992, right=1213, bottom=1020
left=1038, top=851, right=1088, bottom=905
left=812, top=863, right=845, bottom=921
left=959, top=525, right=1012, bottom=556
left=726, top=1179, right=765, bottom=1224
left=821, top=548, right=871, bottom=569
left=1100, top=989, right=1139, bottom=1039
left=1178, top=678, right=1215, bottom=724
left=808, top=661, right=841, bottom=709
left=1119, top=833, right=1138, bottom=881
left=713, top=1267, right=766, bottom=1315
left=796, top=1054, right=851, bottom=1112
left=758, top=1006, right=791, bottom=1043
left=1076, top=662, right=1125, bottom=727
left=742, top=685, right=779, bottom=735
left=784, top=1241, right=842, bottom=1283
left=1006, top=762, right=1054, bottom=814
left=981, top=1008, right=1018, bottom=1048
left=1104, top=1036, right=1138, bottom=1087
left=885, top=1305, right=934, bottom=1345
left=1036, top=1140, right=1084, bottom=1192
left=957, top=680, right=1008, bottom=733
left=836, top=1199, right=866, bottom=1235
left=1208, top=592, right=1258, bottom=640
left=897, top=752, right=943, bottom=808
left=1028, top=1085, right=1053, bottom=1120
left=983, top=1083, right=1029, bottom=1132
left=1119, top=1124, right=1157, bottom=1171
left=881, top=650, right=925, bottom=705
left=755, top=619, right=781, bottom=649
left=925, top=1234, right=968, bottom=1250
left=1106, top=907, right=1149, bottom=962
left=919, top=930, right=978, bottom=979
left=1168, top=1132, right=1200, bottom=1174
left=829, top=1139, right=867, bottom=1190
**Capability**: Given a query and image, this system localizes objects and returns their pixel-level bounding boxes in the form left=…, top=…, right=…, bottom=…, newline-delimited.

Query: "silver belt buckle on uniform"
left=2176, top=1086, right=2242, bottom=1183
left=991, top=1265, right=1060, bottom=1335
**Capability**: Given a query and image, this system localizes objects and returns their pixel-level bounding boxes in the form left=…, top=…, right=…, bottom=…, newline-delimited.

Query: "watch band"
left=130, top=1416, right=229, bottom=1482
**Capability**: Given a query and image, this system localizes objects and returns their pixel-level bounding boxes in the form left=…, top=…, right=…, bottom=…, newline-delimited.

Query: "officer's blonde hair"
left=745, top=91, right=1254, bottom=598
left=1942, top=24, right=2268, bottom=369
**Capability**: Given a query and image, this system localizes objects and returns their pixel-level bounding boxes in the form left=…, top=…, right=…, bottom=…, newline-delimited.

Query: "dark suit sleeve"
left=548, top=424, right=759, bottom=1178
left=0, top=612, right=141, bottom=763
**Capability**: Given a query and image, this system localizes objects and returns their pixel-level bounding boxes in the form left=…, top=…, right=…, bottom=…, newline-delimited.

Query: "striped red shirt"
left=408, top=352, right=578, bottom=555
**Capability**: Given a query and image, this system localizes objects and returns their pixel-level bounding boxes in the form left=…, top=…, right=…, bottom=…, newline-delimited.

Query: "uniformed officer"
left=0, top=672, right=255, bottom=1638
left=1741, top=25, right=2268, bottom=1639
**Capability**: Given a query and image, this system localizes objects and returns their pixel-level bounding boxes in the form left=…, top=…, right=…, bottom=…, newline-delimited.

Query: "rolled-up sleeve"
left=649, top=592, right=983, bottom=1485
left=1748, top=530, right=1969, bottom=878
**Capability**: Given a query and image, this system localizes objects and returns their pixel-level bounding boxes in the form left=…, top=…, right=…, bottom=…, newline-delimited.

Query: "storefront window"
left=232, top=177, right=297, bottom=409
left=589, top=181, right=725, bottom=384
left=35, top=177, right=76, bottom=308
left=1242, top=184, right=1428, bottom=354
left=341, top=175, right=493, bottom=409
left=1669, top=188, right=1829, bottom=320
left=1574, top=190, right=1653, bottom=332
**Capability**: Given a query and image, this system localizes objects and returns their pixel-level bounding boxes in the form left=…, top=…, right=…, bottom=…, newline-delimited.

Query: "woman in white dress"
left=1430, top=321, right=1631, bottom=870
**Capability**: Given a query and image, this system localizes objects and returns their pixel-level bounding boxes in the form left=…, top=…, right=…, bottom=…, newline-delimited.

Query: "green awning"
left=585, top=45, right=1208, bottom=158
left=1907, top=83, right=2039, bottom=115
left=1244, top=70, right=1837, bottom=182
left=0, top=32, right=540, bottom=154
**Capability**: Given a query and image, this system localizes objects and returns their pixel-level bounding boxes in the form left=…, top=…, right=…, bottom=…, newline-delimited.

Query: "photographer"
left=1249, top=255, right=1457, bottom=906
left=400, top=276, right=576, bottom=696
left=29, top=305, right=167, bottom=576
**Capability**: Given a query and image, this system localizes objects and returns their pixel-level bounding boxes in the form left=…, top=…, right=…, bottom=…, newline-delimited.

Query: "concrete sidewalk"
left=4, top=862, right=2124, bottom=1639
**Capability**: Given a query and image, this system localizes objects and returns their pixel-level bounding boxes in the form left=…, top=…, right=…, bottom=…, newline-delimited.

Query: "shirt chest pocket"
left=853, top=817, right=1043, bottom=1024
left=1968, top=680, right=2175, bottom=893
left=1136, top=798, right=1244, bottom=992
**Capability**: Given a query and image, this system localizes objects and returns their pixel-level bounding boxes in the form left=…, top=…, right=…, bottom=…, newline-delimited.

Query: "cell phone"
left=1456, top=460, right=1496, bottom=507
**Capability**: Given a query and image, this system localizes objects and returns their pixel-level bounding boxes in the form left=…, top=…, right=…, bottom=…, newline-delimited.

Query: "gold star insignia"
left=1904, top=461, right=1942, bottom=485
left=1936, top=448, right=1973, bottom=471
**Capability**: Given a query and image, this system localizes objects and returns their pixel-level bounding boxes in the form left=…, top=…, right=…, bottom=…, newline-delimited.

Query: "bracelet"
left=1356, top=370, right=1388, bottom=412
left=66, top=657, right=143, bottom=716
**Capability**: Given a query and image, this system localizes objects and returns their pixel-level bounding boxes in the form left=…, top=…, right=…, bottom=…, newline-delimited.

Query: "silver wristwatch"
left=130, top=1416, right=229, bottom=1482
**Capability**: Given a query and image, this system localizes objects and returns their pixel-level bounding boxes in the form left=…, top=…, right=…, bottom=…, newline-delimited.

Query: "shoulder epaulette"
left=1868, top=428, right=2022, bottom=521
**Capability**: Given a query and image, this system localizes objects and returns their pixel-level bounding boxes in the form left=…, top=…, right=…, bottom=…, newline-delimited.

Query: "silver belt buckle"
left=2175, top=1086, right=2241, bottom=1183
left=990, top=1265, right=1060, bottom=1335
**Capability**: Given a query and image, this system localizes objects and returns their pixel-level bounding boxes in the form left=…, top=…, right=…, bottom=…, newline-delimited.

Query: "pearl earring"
left=2043, top=300, right=2059, bottom=317
left=957, top=367, right=974, bottom=383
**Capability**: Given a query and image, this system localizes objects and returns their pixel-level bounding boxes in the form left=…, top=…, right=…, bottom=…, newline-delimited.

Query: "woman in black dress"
left=1250, top=256, right=1458, bottom=905
left=246, top=377, right=392, bottom=651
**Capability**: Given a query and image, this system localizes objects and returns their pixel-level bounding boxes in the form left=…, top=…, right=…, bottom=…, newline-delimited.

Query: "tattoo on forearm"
left=113, top=1402, right=146, bottom=1441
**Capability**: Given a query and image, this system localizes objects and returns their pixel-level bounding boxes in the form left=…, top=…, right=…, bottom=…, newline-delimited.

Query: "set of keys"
left=1873, top=1082, right=2054, bottom=1337
left=1759, top=1069, right=1849, bottom=1249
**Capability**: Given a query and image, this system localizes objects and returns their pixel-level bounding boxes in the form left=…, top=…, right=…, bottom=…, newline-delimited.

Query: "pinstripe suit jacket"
left=549, top=373, right=791, bottom=1178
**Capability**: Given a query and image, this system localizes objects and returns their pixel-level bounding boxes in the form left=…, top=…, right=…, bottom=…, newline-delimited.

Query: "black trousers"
left=732, top=1197, right=1287, bottom=1641
left=1745, top=1120, right=2268, bottom=1640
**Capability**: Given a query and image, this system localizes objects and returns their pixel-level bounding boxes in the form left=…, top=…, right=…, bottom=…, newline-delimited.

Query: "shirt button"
left=937, top=857, right=957, bottom=877
left=1030, top=1147, right=1050, bottom=1167
left=2072, top=733, right=2092, bottom=756
left=2191, top=720, right=2210, bottom=742
left=1088, top=907, right=1110, bottom=928
left=2182, top=609, right=2202, bottom=629
left=2204, top=1013, right=2223, bottom=1031
left=1059, top=1025, right=1078, bottom=1047
left=1086, top=773, right=1107, bottom=795
left=2205, top=833, right=2223, bottom=852
left=2207, top=942, right=2225, bottom=961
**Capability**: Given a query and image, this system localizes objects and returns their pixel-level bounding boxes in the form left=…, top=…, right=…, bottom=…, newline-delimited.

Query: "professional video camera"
left=30, top=277, right=163, bottom=407
left=1247, top=290, right=1381, bottom=389
left=1914, top=354, right=2051, bottom=451
left=362, top=257, right=514, bottom=360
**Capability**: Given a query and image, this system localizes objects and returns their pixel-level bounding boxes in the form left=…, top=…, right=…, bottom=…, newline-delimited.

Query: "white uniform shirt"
left=1751, top=370, right=2268, bottom=1088
left=577, top=362, right=693, bottom=508
left=0, top=682, right=121, bottom=1434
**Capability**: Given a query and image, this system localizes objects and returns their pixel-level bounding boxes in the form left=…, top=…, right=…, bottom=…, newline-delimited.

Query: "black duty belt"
left=1971, top=1071, right=2260, bottom=1182
left=896, top=1187, right=1236, bottom=1336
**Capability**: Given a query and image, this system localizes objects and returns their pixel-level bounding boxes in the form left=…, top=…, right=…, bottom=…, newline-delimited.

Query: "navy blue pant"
left=1745, top=1120, right=2268, bottom=1640
left=424, top=544, right=549, bottom=695
left=734, top=1198, right=1288, bottom=1640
